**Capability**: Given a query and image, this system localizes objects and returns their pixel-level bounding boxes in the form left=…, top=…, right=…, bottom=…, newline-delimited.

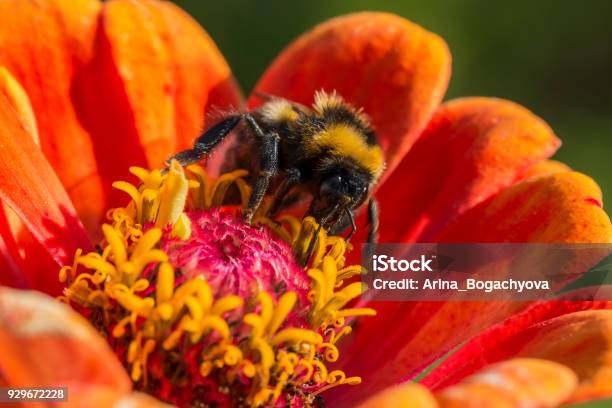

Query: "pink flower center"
left=163, top=209, right=309, bottom=302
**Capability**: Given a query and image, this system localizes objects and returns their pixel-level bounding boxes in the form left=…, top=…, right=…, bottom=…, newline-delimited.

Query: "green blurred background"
left=174, top=0, right=612, bottom=211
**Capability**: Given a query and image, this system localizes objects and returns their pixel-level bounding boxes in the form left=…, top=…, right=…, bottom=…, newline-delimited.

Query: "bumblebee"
left=168, top=90, right=384, bottom=247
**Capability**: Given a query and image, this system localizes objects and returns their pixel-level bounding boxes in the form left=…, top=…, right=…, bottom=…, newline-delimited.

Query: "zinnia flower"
left=0, top=1, right=611, bottom=407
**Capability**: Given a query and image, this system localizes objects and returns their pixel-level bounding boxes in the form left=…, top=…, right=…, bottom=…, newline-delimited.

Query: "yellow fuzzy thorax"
left=259, top=90, right=385, bottom=183
left=306, top=123, right=385, bottom=181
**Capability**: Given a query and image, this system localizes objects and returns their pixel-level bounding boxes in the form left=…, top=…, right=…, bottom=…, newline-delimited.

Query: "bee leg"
left=243, top=133, right=279, bottom=223
left=242, top=114, right=280, bottom=224
left=268, top=168, right=301, bottom=218
left=344, top=207, right=357, bottom=241
left=301, top=223, right=323, bottom=267
left=362, top=198, right=379, bottom=268
left=165, top=115, right=242, bottom=168
left=366, top=197, right=379, bottom=245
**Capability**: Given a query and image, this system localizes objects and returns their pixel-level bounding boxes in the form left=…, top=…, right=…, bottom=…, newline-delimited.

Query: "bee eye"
left=321, top=174, right=344, bottom=195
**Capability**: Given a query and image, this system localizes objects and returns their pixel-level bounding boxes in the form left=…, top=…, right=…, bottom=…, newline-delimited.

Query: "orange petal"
left=75, top=0, right=241, bottom=213
left=521, top=160, right=571, bottom=180
left=330, top=300, right=526, bottom=406
left=511, top=310, right=612, bottom=403
left=65, top=388, right=170, bottom=408
left=110, top=392, right=172, bottom=407
left=71, top=0, right=176, bottom=221
left=97, top=0, right=242, bottom=164
left=0, top=0, right=240, bottom=232
left=0, top=0, right=106, bottom=233
left=0, top=287, right=131, bottom=393
left=100, top=0, right=177, bottom=165
left=435, top=358, right=577, bottom=408
left=438, top=171, right=612, bottom=243
left=358, top=383, right=439, bottom=408
left=377, top=97, right=561, bottom=243
left=250, top=12, right=451, bottom=181
left=0, top=72, right=92, bottom=293
left=141, top=0, right=243, bottom=178
left=142, top=0, right=243, bottom=151
left=0, top=67, right=39, bottom=145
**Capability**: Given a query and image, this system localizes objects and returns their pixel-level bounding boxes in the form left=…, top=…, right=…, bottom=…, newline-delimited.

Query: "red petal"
left=422, top=306, right=612, bottom=402
left=0, top=67, right=64, bottom=293
left=331, top=300, right=527, bottom=405
left=332, top=171, right=610, bottom=404
left=0, top=224, right=25, bottom=288
left=333, top=300, right=612, bottom=406
left=0, top=287, right=131, bottom=393
left=0, top=205, right=61, bottom=293
left=0, top=86, right=92, bottom=294
left=377, top=98, right=561, bottom=243
left=250, top=12, right=451, bottom=181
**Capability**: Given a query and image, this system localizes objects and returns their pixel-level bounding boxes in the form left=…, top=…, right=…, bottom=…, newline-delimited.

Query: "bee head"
left=312, top=162, right=370, bottom=229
